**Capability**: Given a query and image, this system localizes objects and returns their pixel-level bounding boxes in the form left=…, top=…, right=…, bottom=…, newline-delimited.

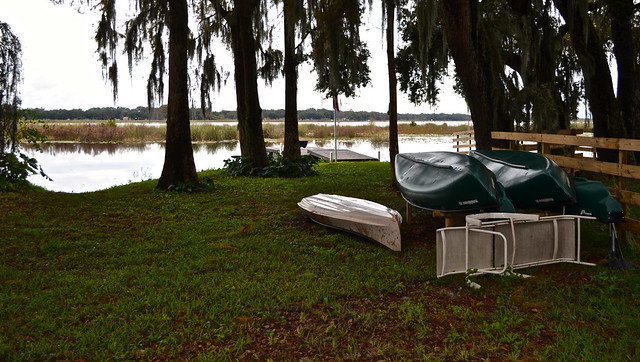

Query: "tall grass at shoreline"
left=32, top=120, right=471, bottom=143
left=189, top=124, right=238, bottom=142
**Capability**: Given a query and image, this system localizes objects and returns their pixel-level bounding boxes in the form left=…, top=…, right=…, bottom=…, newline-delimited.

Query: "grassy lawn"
left=1, top=161, right=639, bottom=360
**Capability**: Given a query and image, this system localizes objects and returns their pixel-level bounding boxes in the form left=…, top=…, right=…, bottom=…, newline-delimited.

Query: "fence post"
left=619, top=149, right=628, bottom=243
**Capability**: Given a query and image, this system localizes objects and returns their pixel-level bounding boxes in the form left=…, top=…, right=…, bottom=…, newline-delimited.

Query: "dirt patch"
left=401, top=214, right=446, bottom=249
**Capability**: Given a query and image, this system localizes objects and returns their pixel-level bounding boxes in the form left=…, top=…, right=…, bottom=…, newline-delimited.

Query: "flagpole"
left=333, top=108, right=337, bottom=162
left=333, top=95, right=338, bottom=162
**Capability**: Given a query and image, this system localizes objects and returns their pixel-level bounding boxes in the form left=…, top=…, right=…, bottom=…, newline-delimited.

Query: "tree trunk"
left=231, top=14, right=248, bottom=159
left=231, top=0, right=269, bottom=168
left=386, top=0, right=399, bottom=185
left=534, top=8, right=571, bottom=131
left=441, top=0, right=512, bottom=150
left=157, top=0, right=198, bottom=190
left=283, top=0, right=301, bottom=161
left=555, top=0, right=625, bottom=161
left=607, top=0, right=639, bottom=141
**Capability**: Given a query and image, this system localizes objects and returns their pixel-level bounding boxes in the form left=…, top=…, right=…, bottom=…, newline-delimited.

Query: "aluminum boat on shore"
left=298, top=194, right=403, bottom=251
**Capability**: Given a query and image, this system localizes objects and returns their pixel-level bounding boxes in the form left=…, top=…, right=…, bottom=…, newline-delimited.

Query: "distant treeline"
left=23, top=106, right=470, bottom=122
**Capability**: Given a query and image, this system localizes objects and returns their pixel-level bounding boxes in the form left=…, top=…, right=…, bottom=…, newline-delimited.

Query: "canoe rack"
left=436, top=213, right=595, bottom=279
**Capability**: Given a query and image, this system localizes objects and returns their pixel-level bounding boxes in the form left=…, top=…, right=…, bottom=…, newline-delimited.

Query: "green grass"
left=1, top=162, right=639, bottom=360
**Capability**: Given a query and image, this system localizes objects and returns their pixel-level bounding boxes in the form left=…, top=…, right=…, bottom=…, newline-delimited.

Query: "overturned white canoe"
left=298, top=194, right=403, bottom=251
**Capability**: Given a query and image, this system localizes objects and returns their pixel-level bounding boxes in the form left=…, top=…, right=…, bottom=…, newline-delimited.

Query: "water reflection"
left=192, top=141, right=239, bottom=154
left=26, top=135, right=452, bottom=193
left=369, top=139, right=389, bottom=149
left=38, top=141, right=245, bottom=156
left=40, top=142, right=150, bottom=156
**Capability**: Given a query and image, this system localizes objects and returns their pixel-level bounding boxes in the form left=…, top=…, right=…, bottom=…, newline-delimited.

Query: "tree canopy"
left=0, top=21, right=49, bottom=190
left=396, top=0, right=639, bottom=150
left=0, top=21, right=22, bottom=155
left=309, top=0, right=371, bottom=98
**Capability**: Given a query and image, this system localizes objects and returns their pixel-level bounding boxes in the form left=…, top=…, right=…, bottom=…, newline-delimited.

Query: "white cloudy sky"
left=1, top=0, right=469, bottom=114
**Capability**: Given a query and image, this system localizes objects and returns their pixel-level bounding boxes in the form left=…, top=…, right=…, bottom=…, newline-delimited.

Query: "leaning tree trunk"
left=157, top=0, right=198, bottom=190
left=231, top=0, right=269, bottom=168
left=385, top=0, right=399, bottom=185
left=282, top=0, right=302, bottom=161
left=441, top=0, right=512, bottom=150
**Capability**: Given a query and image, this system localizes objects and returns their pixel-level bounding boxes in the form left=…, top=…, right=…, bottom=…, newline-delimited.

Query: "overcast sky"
left=1, top=0, right=469, bottom=114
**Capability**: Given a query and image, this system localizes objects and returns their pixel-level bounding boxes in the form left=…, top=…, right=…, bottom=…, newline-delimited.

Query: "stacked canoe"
left=468, top=150, right=575, bottom=210
left=395, top=150, right=624, bottom=224
left=395, top=152, right=514, bottom=213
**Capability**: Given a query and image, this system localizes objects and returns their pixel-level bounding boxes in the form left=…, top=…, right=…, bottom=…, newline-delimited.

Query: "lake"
left=26, top=135, right=455, bottom=193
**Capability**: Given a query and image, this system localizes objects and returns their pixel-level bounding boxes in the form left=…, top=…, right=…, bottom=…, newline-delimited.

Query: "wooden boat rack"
left=436, top=213, right=595, bottom=279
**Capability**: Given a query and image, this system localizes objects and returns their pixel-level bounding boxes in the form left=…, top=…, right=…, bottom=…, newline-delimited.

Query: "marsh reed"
left=33, top=120, right=471, bottom=143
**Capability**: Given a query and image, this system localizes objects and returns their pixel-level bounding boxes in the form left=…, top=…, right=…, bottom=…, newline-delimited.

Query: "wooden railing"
left=452, top=130, right=476, bottom=154
left=490, top=131, right=640, bottom=234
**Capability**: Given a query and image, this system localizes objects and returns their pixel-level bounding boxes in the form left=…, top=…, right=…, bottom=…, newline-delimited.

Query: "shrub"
left=262, top=154, right=319, bottom=178
left=0, top=152, right=49, bottom=191
left=224, top=153, right=319, bottom=178
left=0, top=120, right=50, bottom=191
left=223, top=156, right=261, bottom=177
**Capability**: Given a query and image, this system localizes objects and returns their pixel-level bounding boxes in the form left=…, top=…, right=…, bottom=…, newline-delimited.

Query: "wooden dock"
left=267, top=147, right=378, bottom=162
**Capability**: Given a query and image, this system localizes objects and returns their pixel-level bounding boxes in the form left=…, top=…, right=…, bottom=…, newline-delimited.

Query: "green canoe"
left=566, top=177, right=625, bottom=223
left=395, top=151, right=514, bottom=212
left=468, top=150, right=576, bottom=209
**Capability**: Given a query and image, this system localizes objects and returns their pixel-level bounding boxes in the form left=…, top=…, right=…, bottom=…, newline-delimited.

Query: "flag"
left=333, top=95, right=340, bottom=113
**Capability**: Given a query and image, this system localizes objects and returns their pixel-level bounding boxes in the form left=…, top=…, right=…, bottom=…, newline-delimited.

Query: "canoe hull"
left=566, top=177, right=625, bottom=223
left=395, top=151, right=510, bottom=212
left=298, top=194, right=403, bottom=251
left=469, top=150, right=576, bottom=209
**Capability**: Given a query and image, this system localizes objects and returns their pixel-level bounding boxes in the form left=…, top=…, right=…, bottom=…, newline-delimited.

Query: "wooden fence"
left=452, top=130, right=476, bottom=154
left=486, top=131, right=640, bottom=234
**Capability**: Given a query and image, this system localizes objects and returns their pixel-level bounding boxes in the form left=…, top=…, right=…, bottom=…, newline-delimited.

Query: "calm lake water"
left=26, top=135, right=455, bottom=193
